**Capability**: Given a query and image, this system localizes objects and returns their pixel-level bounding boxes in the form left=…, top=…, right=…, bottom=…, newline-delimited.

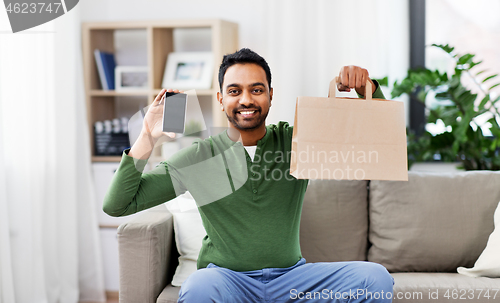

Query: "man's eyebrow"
left=225, top=83, right=241, bottom=89
left=225, top=82, right=266, bottom=90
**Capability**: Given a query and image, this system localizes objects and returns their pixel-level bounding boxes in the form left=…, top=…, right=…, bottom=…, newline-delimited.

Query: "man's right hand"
left=129, top=88, right=180, bottom=160
left=143, top=88, right=179, bottom=140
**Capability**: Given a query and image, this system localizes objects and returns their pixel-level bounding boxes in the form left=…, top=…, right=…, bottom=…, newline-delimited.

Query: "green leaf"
left=483, top=74, right=499, bottom=83
left=435, top=92, right=449, bottom=100
left=454, top=112, right=474, bottom=144
left=417, top=89, right=427, bottom=102
left=430, top=132, right=455, bottom=149
left=456, top=90, right=477, bottom=110
left=489, top=83, right=500, bottom=90
left=439, top=108, right=460, bottom=125
left=476, top=69, right=488, bottom=76
left=449, top=75, right=461, bottom=88
left=493, top=155, right=500, bottom=167
left=490, top=140, right=497, bottom=151
left=478, top=95, right=490, bottom=109
left=458, top=53, right=475, bottom=65
left=488, top=117, right=500, bottom=128
left=373, top=76, right=388, bottom=87
left=489, top=125, right=500, bottom=137
left=391, top=78, right=415, bottom=98
left=469, top=60, right=483, bottom=69
left=432, top=44, right=455, bottom=56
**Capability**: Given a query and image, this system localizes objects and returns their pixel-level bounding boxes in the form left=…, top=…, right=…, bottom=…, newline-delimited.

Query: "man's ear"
left=217, top=91, right=224, bottom=111
left=269, top=87, right=273, bottom=106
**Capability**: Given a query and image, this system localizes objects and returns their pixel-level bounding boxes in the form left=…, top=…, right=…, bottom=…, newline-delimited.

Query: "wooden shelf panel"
left=91, top=89, right=214, bottom=97
left=99, top=224, right=120, bottom=229
left=92, top=156, right=122, bottom=162
left=83, top=19, right=223, bottom=30
left=90, top=89, right=150, bottom=96
left=150, top=88, right=214, bottom=96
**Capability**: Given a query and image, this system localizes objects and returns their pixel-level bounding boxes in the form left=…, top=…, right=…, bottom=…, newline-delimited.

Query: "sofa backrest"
left=300, top=171, right=500, bottom=272
left=300, top=179, right=369, bottom=262
left=368, top=171, right=500, bottom=273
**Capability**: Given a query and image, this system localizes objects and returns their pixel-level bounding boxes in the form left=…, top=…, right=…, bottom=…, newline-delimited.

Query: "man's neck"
left=227, top=124, right=266, bottom=146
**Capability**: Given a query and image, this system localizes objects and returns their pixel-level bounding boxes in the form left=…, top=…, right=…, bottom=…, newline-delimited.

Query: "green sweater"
left=103, top=85, right=386, bottom=272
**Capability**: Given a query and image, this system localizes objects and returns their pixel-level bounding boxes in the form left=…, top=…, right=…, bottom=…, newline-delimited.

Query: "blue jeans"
left=178, top=258, right=394, bottom=302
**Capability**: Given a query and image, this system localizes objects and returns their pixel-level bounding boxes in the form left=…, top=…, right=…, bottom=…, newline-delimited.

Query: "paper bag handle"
left=329, top=77, right=372, bottom=100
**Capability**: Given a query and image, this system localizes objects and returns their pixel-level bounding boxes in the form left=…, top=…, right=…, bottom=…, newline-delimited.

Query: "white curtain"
left=263, top=0, right=410, bottom=126
left=0, top=6, right=106, bottom=303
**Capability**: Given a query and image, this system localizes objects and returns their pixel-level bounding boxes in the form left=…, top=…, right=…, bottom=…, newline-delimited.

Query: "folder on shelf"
left=94, top=49, right=116, bottom=90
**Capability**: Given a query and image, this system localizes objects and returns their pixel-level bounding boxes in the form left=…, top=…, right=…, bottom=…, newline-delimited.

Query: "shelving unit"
left=82, top=19, right=239, bottom=162
left=82, top=20, right=238, bottom=293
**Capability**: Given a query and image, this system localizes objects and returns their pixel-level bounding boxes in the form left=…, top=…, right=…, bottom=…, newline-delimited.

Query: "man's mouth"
left=236, top=109, right=259, bottom=118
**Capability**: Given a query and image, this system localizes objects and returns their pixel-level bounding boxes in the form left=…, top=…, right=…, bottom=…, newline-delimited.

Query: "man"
left=103, top=48, right=394, bottom=302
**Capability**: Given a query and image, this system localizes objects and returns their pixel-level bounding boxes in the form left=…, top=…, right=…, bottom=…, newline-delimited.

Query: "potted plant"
left=381, top=44, right=500, bottom=170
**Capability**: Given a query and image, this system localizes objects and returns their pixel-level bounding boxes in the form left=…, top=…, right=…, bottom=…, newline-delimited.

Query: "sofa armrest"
left=117, top=206, right=174, bottom=303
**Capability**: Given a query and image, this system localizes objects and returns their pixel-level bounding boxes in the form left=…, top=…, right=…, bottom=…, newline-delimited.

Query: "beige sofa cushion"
left=391, top=273, right=500, bottom=303
left=157, top=285, right=180, bottom=303
left=300, top=179, right=369, bottom=262
left=368, top=171, right=500, bottom=272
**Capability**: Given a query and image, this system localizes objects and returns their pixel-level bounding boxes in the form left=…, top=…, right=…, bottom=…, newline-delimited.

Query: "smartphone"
left=162, top=92, right=187, bottom=133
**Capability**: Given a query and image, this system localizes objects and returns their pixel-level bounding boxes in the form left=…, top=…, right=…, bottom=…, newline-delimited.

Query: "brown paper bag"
left=290, top=79, right=408, bottom=181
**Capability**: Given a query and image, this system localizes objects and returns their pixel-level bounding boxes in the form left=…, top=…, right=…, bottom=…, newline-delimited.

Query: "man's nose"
left=239, top=90, right=253, bottom=107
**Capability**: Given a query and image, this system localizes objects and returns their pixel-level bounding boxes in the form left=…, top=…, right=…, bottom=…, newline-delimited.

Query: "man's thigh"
left=178, top=266, right=265, bottom=303
left=267, top=261, right=394, bottom=302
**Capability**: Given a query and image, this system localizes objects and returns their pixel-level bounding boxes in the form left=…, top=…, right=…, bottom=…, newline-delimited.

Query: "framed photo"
left=115, top=66, right=148, bottom=90
left=162, top=52, right=213, bottom=90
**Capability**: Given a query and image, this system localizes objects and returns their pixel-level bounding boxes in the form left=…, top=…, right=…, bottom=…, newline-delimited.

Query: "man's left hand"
left=336, top=65, right=375, bottom=97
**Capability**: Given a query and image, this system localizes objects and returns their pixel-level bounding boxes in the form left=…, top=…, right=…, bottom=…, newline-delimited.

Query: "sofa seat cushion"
left=369, top=171, right=500, bottom=272
left=392, top=273, right=500, bottom=303
left=300, top=179, right=369, bottom=262
left=157, top=284, right=180, bottom=303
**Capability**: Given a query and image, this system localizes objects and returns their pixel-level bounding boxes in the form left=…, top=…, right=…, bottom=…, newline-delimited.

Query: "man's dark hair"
left=218, top=48, right=272, bottom=92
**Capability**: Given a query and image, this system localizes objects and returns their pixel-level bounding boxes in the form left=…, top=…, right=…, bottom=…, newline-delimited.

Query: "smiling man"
left=103, top=48, right=394, bottom=303
left=220, top=62, right=271, bottom=137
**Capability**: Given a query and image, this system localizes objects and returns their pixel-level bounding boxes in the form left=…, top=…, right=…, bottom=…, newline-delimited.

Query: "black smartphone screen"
left=162, top=92, right=187, bottom=133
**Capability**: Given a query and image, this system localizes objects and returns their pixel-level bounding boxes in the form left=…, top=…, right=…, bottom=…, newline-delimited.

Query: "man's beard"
left=226, top=107, right=268, bottom=130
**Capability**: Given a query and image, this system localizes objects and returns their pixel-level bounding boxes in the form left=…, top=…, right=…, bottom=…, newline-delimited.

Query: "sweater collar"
left=221, top=125, right=271, bottom=147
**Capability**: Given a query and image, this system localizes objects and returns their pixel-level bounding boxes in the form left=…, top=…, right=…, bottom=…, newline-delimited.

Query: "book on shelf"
left=94, top=49, right=116, bottom=90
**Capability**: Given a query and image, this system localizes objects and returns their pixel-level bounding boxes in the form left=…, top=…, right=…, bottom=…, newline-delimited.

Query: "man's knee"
left=345, top=262, right=393, bottom=302
left=358, top=262, right=394, bottom=293
left=178, top=268, right=224, bottom=302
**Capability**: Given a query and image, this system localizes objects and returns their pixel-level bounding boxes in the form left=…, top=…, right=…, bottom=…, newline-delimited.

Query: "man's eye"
left=253, top=88, right=263, bottom=93
left=228, top=89, right=239, bottom=95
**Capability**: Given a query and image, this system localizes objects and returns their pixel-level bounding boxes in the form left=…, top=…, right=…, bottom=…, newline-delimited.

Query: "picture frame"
left=161, top=52, right=213, bottom=90
left=115, top=66, right=148, bottom=90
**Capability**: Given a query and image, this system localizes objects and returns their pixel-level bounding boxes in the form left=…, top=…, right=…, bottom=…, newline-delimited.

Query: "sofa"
left=117, top=171, right=500, bottom=303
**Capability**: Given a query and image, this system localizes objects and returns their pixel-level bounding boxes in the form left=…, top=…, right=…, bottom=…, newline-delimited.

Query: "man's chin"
left=226, top=113, right=268, bottom=131
left=232, top=118, right=265, bottom=130
left=233, top=122, right=262, bottom=130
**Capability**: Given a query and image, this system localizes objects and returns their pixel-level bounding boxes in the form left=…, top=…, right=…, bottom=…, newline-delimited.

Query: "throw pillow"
left=165, top=192, right=206, bottom=286
left=368, top=171, right=500, bottom=272
left=458, top=201, right=500, bottom=277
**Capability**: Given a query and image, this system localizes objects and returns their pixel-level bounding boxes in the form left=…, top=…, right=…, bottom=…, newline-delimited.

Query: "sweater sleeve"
left=102, top=149, right=185, bottom=217
left=356, top=79, right=386, bottom=99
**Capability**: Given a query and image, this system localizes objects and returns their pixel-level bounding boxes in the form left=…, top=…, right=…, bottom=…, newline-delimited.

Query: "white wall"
left=80, top=0, right=410, bottom=126
left=80, top=0, right=269, bottom=55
